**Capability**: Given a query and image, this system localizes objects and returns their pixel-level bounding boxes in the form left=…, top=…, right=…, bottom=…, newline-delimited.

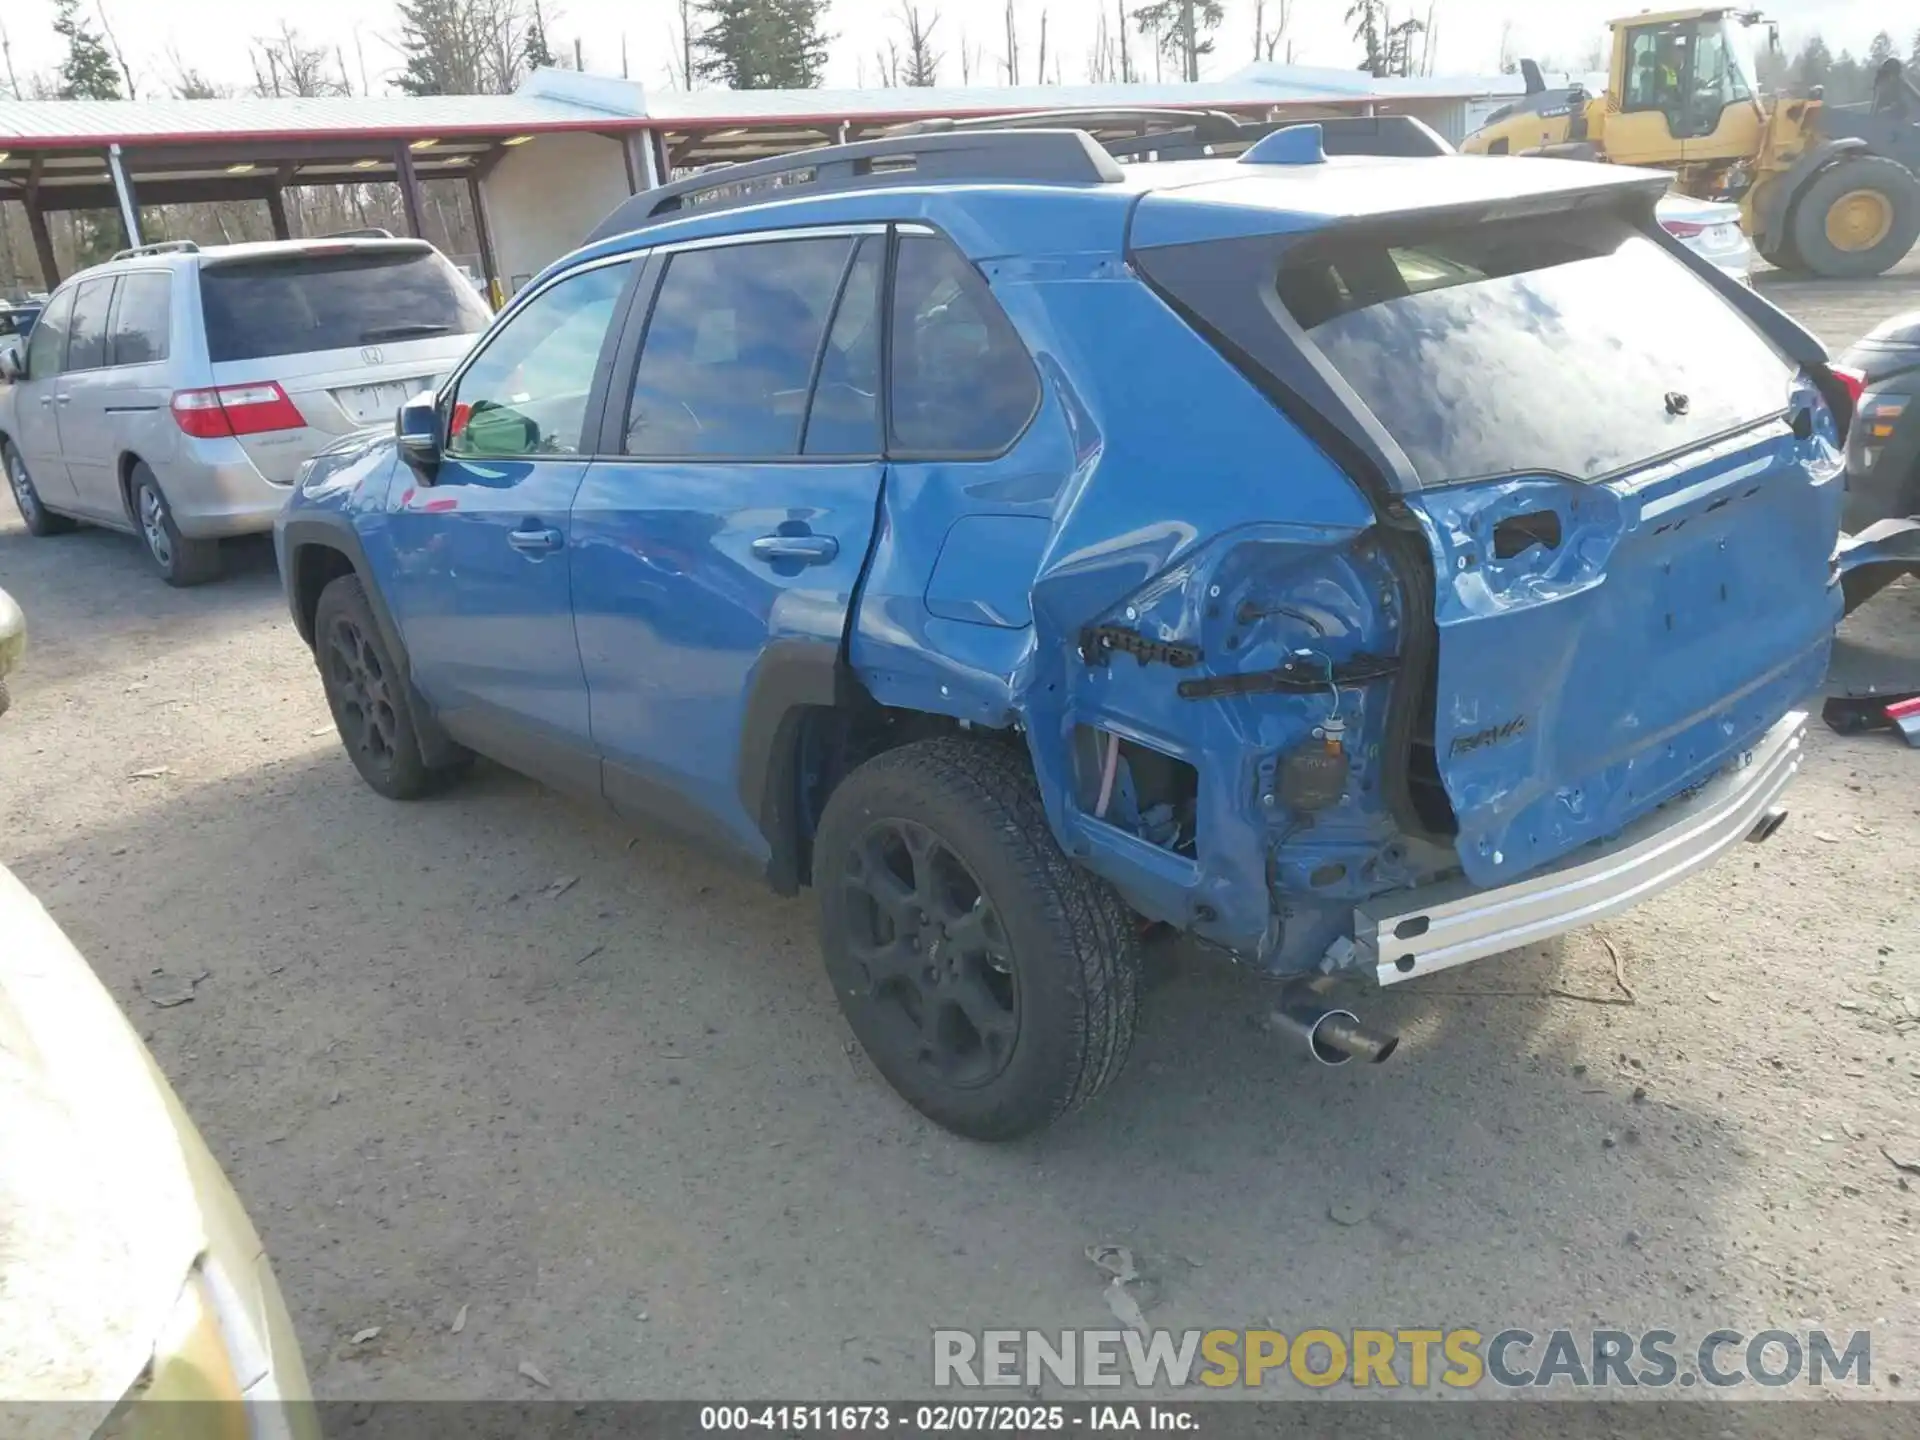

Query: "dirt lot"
left=3, top=265, right=1920, bottom=1403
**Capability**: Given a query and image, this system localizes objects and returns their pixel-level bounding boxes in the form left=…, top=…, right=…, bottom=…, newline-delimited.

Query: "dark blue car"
left=278, top=119, right=1851, bottom=1139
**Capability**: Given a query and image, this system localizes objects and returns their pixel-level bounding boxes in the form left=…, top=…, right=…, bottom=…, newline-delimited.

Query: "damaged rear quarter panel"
left=850, top=240, right=1403, bottom=964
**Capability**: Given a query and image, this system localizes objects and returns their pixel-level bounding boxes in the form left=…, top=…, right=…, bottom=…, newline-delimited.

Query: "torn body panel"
left=852, top=259, right=1424, bottom=970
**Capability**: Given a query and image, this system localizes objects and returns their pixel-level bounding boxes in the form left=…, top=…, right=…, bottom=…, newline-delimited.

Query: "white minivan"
left=0, top=234, right=490, bottom=584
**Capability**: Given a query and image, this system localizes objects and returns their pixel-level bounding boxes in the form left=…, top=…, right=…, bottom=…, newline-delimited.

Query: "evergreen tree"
left=1131, top=0, right=1222, bottom=82
left=53, top=0, right=123, bottom=100
left=524, top=0, right=556, bottom=70
left=1345, top=0, right=1385, bottom=77
left=1793, top=34, right=1832, bottom=93
left=694, top=0, right=831, bottom=89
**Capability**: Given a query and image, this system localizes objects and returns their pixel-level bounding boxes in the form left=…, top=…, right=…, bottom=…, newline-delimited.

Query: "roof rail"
left=109, top=239, right=199, bottom=261
left=585, top=129, right=1124, bottom=245
left=319, top=227, right=397, bottom=239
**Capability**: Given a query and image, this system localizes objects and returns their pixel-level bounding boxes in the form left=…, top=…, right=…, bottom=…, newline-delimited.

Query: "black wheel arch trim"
left=737, top=637, right=861, bottom=896
left=279, top=513, right=464, bottom=769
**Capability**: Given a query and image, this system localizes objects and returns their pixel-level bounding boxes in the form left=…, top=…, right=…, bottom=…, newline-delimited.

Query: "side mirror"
left=0, top=349, right=23, bottom=384
left=396, top=390, right=442, bottom=478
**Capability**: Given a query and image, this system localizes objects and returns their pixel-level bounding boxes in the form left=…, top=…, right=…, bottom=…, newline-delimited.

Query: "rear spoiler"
left=196, top=238, right=435, bottom=268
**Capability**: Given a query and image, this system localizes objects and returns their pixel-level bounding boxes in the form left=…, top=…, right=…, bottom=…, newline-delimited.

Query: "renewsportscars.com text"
left=933, top=1327, right=1872, bottom=1391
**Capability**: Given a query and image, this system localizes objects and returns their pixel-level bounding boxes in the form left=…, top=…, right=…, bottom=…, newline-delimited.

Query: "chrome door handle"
left=751, top=533, right=838, bottom=564
left=508, top=525, right=563, bottom=554
left=54, top=395, right=70, bottom=406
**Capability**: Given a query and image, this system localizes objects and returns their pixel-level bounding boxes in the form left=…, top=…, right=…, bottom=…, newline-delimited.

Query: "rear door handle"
left=54, top=395, right=70, bottom=406
left=508, top=525, right=564, bottom=554
left=751, top=533, right=839, bottom=564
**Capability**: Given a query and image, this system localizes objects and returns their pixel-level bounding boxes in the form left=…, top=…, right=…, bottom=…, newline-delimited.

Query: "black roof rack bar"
left=586, top=129, right=1123, bottom=245
left=319, top=226, right=397, bottom=239
left=109, top=239, right=200, bottom=261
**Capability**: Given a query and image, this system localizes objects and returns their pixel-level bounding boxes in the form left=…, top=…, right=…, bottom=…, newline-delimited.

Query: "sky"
left=0, top=0, right=1904, bottom=98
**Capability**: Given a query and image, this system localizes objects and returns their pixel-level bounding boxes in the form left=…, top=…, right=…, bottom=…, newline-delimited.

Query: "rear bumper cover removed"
left=1359, top=710, right=1807, bottom=986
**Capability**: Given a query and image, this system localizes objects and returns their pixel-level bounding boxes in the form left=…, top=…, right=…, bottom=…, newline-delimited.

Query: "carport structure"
left=0, top=88, right=661, bottom=298
left=0, top=64, right=1529, bottom=300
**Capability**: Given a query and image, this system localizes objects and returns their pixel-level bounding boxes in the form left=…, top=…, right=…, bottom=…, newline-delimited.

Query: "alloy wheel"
left=839, top=818, right=1020, bottom=1088
left=138, top=483, right=173, bottom=570
left=324, top=615, right=400, bottom=775
left=7, top=452, right=40, bottom=526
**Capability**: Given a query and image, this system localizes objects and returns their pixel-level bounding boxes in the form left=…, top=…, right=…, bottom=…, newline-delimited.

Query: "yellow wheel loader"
left=1462, top=7, right=1920, bottom=278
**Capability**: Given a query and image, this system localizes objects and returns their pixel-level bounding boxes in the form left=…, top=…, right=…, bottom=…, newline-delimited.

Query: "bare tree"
left=251, top=23, right=349, bottom=98
left=0, top=15, right=20, bottom=98
left=897, top=2, right=941, bottom=86
left=166, top=48, right=231, bottom=97
left=666, top=0, right=700, bottom=88
left=1088, top=6, right=1114, bottom=82
left=1001, top=0, right=1020, bottom=84
left=1036, top=9, right=1048, bottom=86
left=957, top=27, right=983, bottom=83
left=95, top=1, right=137, bottom=98
left=1252, top=0, right=1290, bottom=63
left=1496, top=19, right=1515, bottom=74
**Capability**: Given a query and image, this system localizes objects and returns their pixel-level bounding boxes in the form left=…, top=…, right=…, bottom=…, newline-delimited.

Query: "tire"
left=312, top=572, right=465, bottom=801
left=130, top=464, right=222, bottom=586
left=4, top=442, right=77, bottom=537
left=815, top=735, right=1141, bottom=1141
left=1790, top=156, right=1920, bottom=280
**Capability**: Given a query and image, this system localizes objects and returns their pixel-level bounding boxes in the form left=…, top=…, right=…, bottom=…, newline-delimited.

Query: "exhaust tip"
left=1306, top=1009, right=1361, bottom=1067
left=1747, top=807, right=1789, bottom=844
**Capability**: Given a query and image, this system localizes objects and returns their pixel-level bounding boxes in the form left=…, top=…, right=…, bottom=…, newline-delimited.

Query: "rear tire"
left=815, top=736, right=1141, bottom=1141
left=131, top=465, right=222, bottom=587
left=312, top=572, right=466, bottom=801
left=1790, top=157, right=1920, bottom=280
left=5, top=443, right=76, bottom=537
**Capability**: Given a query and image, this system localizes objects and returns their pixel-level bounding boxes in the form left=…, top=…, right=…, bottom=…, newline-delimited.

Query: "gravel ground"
left=2, top=262, right=1919, bottom=1404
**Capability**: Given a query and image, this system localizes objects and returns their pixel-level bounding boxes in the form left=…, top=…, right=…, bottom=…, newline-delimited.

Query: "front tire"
left=313, top=573, right=464, bottom=801
left=5, top=443, right=76, bottom=537
left=816, top=736, right=1141, bottom=1141
left=131, top=465, right=222, bottom=586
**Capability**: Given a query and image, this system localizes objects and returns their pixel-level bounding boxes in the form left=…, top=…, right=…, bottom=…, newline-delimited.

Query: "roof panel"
left=0, top=93, right=634, bottom=148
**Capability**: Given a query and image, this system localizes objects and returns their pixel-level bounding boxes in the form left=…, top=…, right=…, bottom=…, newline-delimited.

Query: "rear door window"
left=199, top=248, right=493, bottom=364
left=625, top=235, right=854, bottom=459
left=889, top=234, right=1038, bottom=455
left=108, top=271, right=172, bottom=366
left=1276, top=211, right=1792, bottom=487
left=64, top=277, right=116, bottom=372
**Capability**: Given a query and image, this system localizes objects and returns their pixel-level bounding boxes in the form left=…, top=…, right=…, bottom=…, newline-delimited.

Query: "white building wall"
left=479, top=131, right=633, bottom=297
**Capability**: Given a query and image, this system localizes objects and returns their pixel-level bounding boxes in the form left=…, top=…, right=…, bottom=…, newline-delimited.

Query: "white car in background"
left=1657, top=194, right=1756, bottom=284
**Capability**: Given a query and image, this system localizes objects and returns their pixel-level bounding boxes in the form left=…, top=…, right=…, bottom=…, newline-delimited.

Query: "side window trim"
left=437, top=252, right=641, bottom=463
left=597, top=224, right=892, bottom=464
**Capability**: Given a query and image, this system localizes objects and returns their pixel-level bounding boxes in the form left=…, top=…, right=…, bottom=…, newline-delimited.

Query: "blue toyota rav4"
left=278, top=116, right=1850, bottom=1139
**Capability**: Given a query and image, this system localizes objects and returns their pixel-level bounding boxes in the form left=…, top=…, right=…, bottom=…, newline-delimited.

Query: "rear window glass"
left=199, top=249, right=492, bottom=364
left=1277, top=212, right=1792, bottom=486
